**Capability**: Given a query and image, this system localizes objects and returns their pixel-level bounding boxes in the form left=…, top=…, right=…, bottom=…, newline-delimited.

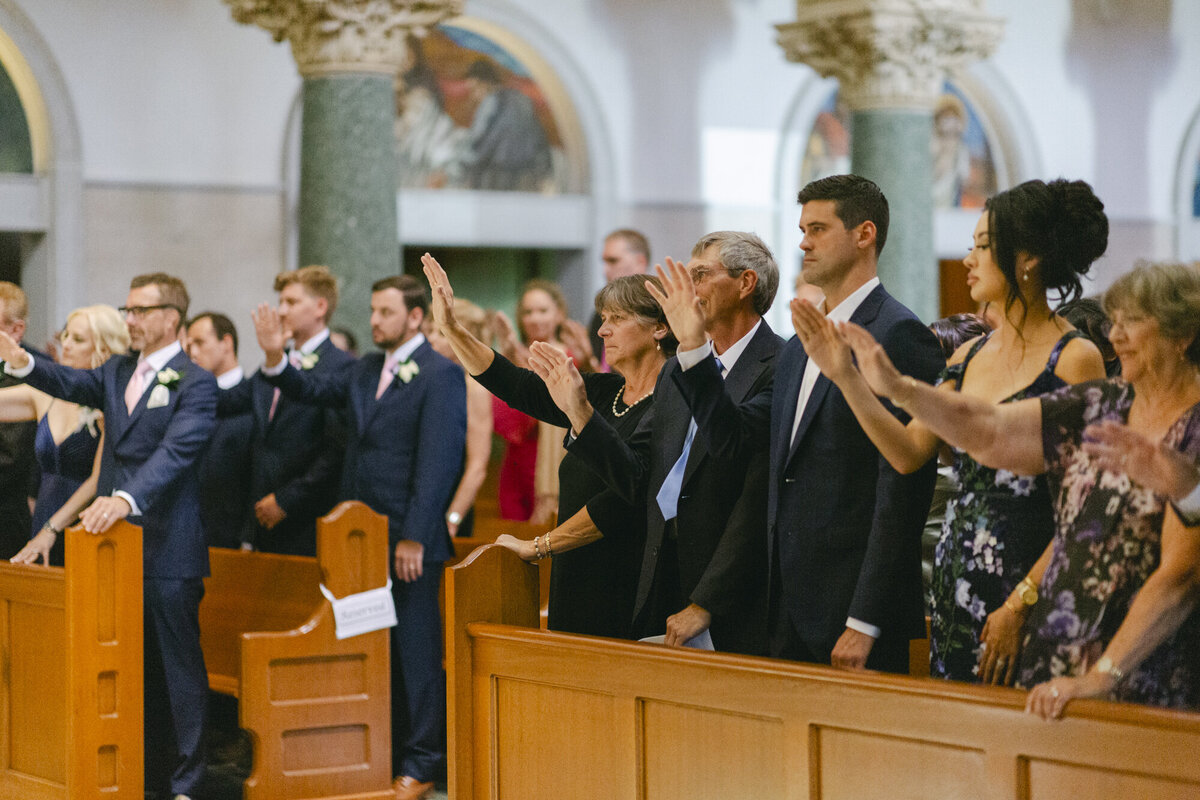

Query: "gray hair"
left=1103, top=261, right=1200, bottom=366
left=690, top=231, right=779, bottom=316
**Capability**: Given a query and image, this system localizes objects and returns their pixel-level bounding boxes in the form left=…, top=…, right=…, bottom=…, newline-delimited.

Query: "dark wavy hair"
left=986, top=179, right=1108, bottom=325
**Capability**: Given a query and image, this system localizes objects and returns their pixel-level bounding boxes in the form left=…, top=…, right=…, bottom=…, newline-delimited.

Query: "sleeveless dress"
left=929, top=331, right=1080, bottom=681
left=30, top=404, right=102, bottom=566
left=1019, top=379, right=1200, bottom=710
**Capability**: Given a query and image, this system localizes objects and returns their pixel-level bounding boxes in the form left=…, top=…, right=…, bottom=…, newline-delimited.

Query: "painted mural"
left=801, top=83, right=998, bottom=210
left=395, top=25, right=571, bottom=194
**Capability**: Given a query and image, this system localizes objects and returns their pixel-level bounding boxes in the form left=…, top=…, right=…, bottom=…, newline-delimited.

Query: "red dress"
left=491, top=395, right=537, bottom=520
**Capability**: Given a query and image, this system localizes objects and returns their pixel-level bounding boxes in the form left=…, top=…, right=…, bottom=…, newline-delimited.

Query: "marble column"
left=778, top=0, right=1003, bottom=322
left=225, top=0, right=462, bottom=341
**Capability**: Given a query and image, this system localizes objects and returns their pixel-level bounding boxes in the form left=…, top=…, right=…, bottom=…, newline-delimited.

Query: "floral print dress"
left=929, top=332, right=1077, bottom=681
left=1019, top=379, right=1200, bottom=710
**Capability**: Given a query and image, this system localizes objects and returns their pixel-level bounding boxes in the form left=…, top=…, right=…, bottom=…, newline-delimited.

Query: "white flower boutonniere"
left=299, top=352, right=320, bottom=370
left=156, top=368, right=182, bottom=389
left=395, top=360, right=420, bottom=384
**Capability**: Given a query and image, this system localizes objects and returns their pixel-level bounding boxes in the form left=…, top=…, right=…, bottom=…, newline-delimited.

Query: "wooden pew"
left=448, top=516, right=552, bottom=628
left=199, top=501, right=393, bottom=800
left=446, top=544, right=1200, bottom=800
left=0, top=523, right=143, bottom=800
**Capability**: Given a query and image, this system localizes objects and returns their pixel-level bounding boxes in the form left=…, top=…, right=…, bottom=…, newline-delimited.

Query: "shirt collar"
left=294, top=328, right=330, bottom=355
left=216, top=365, right=244, bottom=390
left=140, top=340, right=182, bottom=372
left=711, top=318, right=762, bottom=374
left=387, top=332, right=426, bottom=364
left=823, top=277, right=880, bottom=323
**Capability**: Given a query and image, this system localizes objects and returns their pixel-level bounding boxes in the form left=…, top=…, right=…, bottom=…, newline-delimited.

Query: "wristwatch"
left=1095, top=655, right=1125, bottom=685
left=446, top=511, right=463, bottom=527
left=1015, top=576, right=1038, bottom=607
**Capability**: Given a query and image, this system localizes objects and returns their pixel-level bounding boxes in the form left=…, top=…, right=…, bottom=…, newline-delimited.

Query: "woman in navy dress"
left=6, top=305, right=129, bottom=566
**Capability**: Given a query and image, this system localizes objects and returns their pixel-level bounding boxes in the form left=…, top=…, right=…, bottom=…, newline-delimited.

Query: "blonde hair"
left=0, top=281, right=28, bottom=324
left=275, top=265, right=339, bottom=321
left=454, top=298, right=490, bottom=342
left=64, top=305, right=131, bottom=368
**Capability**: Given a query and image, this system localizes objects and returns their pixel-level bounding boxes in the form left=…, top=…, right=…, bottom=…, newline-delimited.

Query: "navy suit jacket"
left=22, top=349, right=218, bottom=579
left=572, top=320, right=782, bottom=654
left=769, top=285, right=943, bottom=666
left=218, top=337, right=354, bottom=551
left=200, top=376, right=254, bottom=549
left=267, top=340, right=466, bottom=563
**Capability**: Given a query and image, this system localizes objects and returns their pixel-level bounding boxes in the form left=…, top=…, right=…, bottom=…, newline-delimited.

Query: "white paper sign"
left=319, top=580, right=397, bottom=640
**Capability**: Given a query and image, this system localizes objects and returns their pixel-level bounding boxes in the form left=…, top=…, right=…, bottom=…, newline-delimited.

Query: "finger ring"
left=1050, top=686, right=1060, bottom=699
left=996, top=656, right=1007, bottom=665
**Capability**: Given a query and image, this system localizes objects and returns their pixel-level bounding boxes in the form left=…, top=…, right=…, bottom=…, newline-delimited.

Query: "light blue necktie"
left=655, top=357, right=722, bottom=521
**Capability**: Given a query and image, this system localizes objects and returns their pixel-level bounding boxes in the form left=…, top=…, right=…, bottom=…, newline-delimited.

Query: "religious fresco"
left=0, top=59, right=33, bottom=173
left=801, top=82, right=998, bottom=209
left=395, top=25, right=573, bottom=194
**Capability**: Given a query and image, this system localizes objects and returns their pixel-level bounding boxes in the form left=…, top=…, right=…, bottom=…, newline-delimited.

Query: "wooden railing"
left=199, top=501, right=393, bottom=800
left=446, top=544, right=1200, bottom=800
left=0, top=523, right=143, bottom=800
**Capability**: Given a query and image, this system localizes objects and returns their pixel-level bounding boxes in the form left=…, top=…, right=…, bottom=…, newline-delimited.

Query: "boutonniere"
left=395, top=359, right=420, bottom=384
left=156, top=368, right=182, bottom=389
left=78, top=406, right=103, bottom=437
left=299, top=352, right=319, bottom=370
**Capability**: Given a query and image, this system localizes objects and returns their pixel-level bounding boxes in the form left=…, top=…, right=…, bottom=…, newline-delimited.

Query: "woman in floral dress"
left=837, top=261, right=1200, bottom=716
left=793, top=179, right=1109, bottom=683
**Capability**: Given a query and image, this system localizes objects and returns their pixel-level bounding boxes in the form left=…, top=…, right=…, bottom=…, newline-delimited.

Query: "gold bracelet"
left=1003, top=596, right=1023, bottom=615
left=544, top=533, right=554, bottom=558
left=892, top=375, right=918, bottom=409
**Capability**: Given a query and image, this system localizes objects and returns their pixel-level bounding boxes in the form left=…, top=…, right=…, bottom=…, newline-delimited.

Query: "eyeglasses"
left=119, top=304, right=179, bottom=318
left=688, top=265, right=745, bottom=285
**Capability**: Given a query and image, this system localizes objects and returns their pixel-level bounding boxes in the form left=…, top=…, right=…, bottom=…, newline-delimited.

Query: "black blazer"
left=200, top=375, right=254, bottom=549
left=574, top=320, right=782, bottom=654
left=267, top=340, right=466, bottom=563
left=219, top=336, right=354, bottom=554
left=769, top=285, right=943, bottom=670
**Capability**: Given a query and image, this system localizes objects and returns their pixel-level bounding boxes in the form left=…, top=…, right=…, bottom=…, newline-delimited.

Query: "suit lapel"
left=109, top=357, right=137, bottom=444
left=783, top=284, right=888, bottom=469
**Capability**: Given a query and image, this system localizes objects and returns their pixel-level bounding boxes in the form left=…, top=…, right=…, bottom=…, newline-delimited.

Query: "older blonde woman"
left=833, top=262, right=1200, bottom=717
left=4, top=305, right=129, bottom=565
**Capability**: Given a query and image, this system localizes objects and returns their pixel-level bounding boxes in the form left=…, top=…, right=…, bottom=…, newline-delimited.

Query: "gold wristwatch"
left=1096, top=656, right=1125, bottom=685
left=1015, top=577, right=1038, bottom=607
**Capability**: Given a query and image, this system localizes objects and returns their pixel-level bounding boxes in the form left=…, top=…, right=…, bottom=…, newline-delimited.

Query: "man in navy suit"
left=253, top=274, right=466, bottom=800
left=0, top=273, right=217, bottom=799
left=186, top=311, right=254, bottom=549
left=218, top=265, right=354, bottom=555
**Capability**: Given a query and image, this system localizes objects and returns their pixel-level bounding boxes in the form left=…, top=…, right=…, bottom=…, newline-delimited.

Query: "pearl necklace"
left=611, top=385, right=654, bottom=417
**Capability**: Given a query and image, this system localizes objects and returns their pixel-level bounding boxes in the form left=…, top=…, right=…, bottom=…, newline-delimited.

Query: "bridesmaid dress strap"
left=1045, top=329, right=1085, bottom=373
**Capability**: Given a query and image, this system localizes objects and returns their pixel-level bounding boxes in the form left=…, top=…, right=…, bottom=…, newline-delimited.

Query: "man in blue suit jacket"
left=1, top=273, right=217, bottom=799
left=253, top=274, right=465, bottom=800
left=218, top=266, right=354, bottom=555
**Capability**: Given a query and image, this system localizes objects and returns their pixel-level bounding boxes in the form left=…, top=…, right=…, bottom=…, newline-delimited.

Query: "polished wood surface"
left=447, top=544, right=1200, bottom=800
left=200, top=501, right=393, bottom=800
left=0, top=523, right=143, bottom=800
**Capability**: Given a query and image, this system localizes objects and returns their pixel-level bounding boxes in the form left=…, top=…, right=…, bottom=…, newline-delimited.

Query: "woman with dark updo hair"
left=792, top=178, right=1110, bottom=683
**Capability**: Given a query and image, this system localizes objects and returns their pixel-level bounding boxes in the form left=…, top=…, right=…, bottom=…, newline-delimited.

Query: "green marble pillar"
left=299, top=74, right=399, bottom=343
left=851, top=109, right=937, bottom=323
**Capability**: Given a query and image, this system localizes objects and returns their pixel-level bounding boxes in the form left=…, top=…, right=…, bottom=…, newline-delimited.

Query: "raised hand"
left=251, top=302, right=287, bottom=366
left=420, top=252, right=458, bottom=332
left=1083, top=419, right=1200, bottom=500
left=791, top=298, right=855, bottom=383
left=840, top=321, right=906, bottom=398
left=528, top=340, right=593, bottom=433
left=644, top=257, right=707, bottom=352
left=0, top=329, right=30, bottom=369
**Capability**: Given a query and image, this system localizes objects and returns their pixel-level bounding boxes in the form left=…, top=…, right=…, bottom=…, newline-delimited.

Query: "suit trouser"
left=144, top=577, right=209, bottom=796
left=390, top=561, right=446, bottom=782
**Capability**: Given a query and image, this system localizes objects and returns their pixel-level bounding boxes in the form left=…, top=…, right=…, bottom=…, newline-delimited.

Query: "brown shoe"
left=393, top=775, right=434, bottom=800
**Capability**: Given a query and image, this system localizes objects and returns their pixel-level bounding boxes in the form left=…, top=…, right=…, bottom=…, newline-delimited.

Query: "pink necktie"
left=268, top=351, right=304, bottom=422
left=125, top=360, right=155, bottom=414
left=376, top=354, right=398, bottom=400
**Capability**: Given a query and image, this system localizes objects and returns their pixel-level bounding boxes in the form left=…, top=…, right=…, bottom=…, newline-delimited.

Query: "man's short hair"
left=130, top=273, right=189, bottom=327
left=690, top=231, right=780, bottom=317
left=274, top=265, right=339, bottom=322
left=188, top=311, right=239, bottom=355
left=0, top=281, right=28, bottom=324
left=371, top=274, right=429, bottom=316
left=796, top=174, right=890, bottom=256
left=606, top=229, right=651, bottom=261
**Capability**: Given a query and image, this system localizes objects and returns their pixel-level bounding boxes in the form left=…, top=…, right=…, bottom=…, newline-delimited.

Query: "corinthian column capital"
left=776, top=0, right=1003, bottom=110
left=225, top=0, right=464, bottom=76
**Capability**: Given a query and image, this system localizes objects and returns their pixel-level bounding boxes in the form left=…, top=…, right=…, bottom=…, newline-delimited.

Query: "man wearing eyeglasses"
left=569, top=231, right=782, bottom=655
left=0, top=272, right=217, bottom=800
